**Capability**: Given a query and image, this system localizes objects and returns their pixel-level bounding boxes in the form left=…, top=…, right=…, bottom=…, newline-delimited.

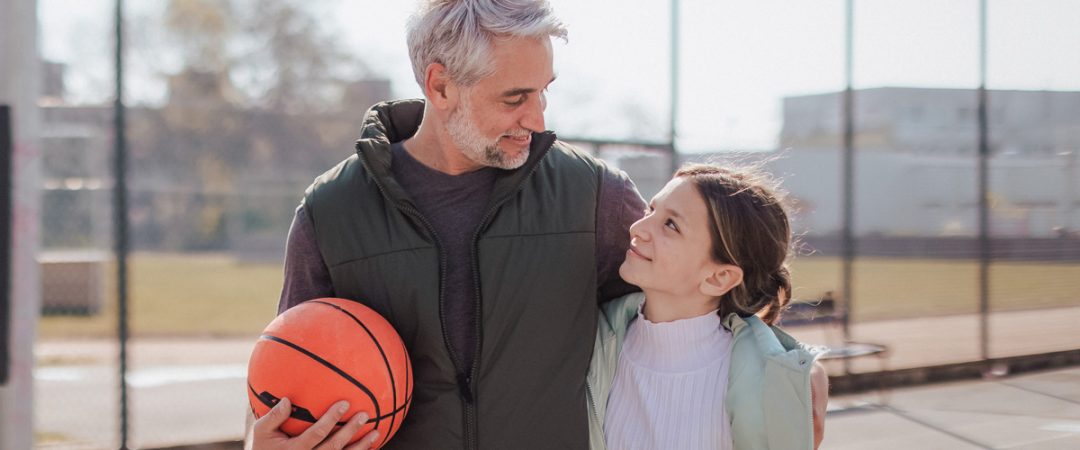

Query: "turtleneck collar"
left=622, top=304, right=733, bottom=373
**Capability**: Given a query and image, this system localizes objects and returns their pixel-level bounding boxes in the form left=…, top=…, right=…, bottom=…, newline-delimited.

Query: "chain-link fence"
left=28, top=0, right=1080, bottom=448
left=34, top=0, right=393, bottom=446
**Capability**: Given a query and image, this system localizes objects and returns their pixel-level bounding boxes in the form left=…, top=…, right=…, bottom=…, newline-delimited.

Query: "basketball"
left=247, top=297, right=412, bottom=447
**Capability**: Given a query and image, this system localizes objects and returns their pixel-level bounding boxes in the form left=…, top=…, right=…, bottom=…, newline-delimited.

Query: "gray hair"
left=406, top=0, right=568, bottom=89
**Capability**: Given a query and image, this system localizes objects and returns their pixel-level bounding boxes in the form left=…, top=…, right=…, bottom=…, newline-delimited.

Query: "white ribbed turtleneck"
left=604, top=306, right=734, bottom=450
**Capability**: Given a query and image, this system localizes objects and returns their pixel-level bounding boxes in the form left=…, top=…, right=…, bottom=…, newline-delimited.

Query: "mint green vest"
left=587, top=293, right=824, bottom=450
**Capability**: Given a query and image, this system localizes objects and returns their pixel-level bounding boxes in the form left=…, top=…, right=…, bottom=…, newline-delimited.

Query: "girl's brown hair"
left=675, top=163, right=794, bottom=325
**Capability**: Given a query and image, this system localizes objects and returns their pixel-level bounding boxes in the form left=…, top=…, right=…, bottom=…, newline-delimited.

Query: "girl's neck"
left=640, top=289, right=720, bottom=323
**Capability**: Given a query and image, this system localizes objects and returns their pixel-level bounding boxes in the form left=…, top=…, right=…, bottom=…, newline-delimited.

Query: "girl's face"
left=619, top=177, right=723, bottom=300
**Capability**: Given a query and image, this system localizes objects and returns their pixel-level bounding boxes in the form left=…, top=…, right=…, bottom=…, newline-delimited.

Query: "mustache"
left=502, top=130, right=532, bottom=138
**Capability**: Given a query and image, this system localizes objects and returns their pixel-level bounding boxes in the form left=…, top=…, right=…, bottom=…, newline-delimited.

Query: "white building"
left=781, top=87, right=1080, bottom=157
left=649, top=87, right=1080, bottom=238
left=756, top=149, right=1078, bottom=238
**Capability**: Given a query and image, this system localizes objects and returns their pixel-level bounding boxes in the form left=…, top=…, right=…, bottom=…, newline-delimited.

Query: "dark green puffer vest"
left=304, top=99, right=605, bottom=449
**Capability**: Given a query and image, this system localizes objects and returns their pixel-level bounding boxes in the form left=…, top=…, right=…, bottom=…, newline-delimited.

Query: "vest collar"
left=354, top=99, right=558, bottom=208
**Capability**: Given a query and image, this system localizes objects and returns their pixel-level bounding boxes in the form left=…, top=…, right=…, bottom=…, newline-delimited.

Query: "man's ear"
left=424, top=62, right=458, bottom=110
left=700, top=265, right=743, bottom=297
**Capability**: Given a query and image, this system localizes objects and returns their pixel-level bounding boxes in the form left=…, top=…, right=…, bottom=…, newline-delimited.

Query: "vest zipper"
left=356, top=150, right=476, bottom=446
left=396, top=201, right=482, bottom=446
left=360, top=135, right=555, bottom=450
left=585, top=379, right=601, bottom=431
left=463, top=140, right=553, bottom=450
left=396, top=204, right=470, bottom=391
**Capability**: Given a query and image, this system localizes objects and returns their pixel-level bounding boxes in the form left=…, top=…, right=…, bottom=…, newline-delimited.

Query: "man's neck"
left=402, top=118, right=484, bottom=176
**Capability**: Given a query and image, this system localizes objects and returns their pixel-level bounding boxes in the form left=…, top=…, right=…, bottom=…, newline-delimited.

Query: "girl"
left=587, top=163, right=827, bottom=450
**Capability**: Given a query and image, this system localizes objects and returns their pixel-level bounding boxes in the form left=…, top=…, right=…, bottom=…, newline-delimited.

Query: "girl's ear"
left=700, top=265, right=743, bottom=297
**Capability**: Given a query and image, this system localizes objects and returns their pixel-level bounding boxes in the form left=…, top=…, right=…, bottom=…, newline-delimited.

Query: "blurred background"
left=2, top=0, right=1079, bottom=448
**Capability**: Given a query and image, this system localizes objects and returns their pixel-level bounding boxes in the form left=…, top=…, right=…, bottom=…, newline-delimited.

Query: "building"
left=672, top=87, right=1080, bottom=238
left=37, top=61, right=393, bottom=256
left=781, top=87, right=1080, bottom=156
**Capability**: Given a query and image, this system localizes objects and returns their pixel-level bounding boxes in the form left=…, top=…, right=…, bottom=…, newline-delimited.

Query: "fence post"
left=0, top=105, right=10, bottom=386
left=976, top=0, right=991, bottom=364
left=113, top=0, right=132, bottom=447
left=0, top=1, right=42, bottom=447
left=840, top=0, right=857, bottom=375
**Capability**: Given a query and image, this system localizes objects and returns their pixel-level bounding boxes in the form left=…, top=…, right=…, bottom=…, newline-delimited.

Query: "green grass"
left=36, top=253, right=1080, bottom=338
left=34, top=431, right=73, bottom=445
left=789, top=257, right=1080, bottom=320
left=38, top=252, right=281, bottom=338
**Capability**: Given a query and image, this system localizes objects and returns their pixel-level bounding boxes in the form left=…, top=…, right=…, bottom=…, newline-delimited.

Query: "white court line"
left=35, top=364, right=247, bottom=387
left=1041, top=422, right=1080, bottom=434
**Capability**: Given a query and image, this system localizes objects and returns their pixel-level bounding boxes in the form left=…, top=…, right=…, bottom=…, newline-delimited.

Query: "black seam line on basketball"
left=402, top=339, right=412, bottom=415
left=310, top=300, right=398, bottom=448
left=247, top=382, right=263, bottom=420
left=247, top=381, right=409, bottom=426
left=247, top=383, right=267, bottom=415
left=259, top=334, right=382, bottom=426
left=248, top=383, right=284, bottom=417
left=247, top=382, right=320, bottom=423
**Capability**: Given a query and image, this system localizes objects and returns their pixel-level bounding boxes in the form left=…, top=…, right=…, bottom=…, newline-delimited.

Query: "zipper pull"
left=457, top=374, right=474, bottom=404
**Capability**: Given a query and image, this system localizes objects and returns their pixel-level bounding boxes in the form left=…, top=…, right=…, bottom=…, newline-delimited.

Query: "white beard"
left=447, top=94, right=530, bottom=170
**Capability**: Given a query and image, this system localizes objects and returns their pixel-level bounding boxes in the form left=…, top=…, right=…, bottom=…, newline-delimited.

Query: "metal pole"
left=113, top=0, right=131, bottom=448
left=0, top=106, right=10, bottom=386
left=669, top=0, right=680, bottom=175
left=0, top=1, right=42, bottom=447
left=977, top=0, right=990, bottom=362
left=1063, top=151, right=1077, bottom=232
left=840, top=0, right=856, bottom=374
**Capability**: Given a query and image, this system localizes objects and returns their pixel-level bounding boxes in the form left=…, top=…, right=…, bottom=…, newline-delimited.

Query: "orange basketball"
left=247, top=298, right=412, bottom=448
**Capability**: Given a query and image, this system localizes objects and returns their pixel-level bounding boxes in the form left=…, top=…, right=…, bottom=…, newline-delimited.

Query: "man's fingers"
left=344, top=428, right=381, bottom=450
left=318, top=411, right=370, bottom=450
left=254, top=397, right=292, bottom=434
left=296, top=400, right=350, bottom=447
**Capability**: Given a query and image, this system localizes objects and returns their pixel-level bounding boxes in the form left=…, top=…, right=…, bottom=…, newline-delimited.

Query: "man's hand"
left=251, top=398, right=381, bottom=450
left=810, top=362, right=829, bottom=450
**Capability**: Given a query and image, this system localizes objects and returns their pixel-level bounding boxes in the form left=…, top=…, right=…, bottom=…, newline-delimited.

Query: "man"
left=251, top=1, right=826, bottom=449
left=252, top=1, right=644, bottom=449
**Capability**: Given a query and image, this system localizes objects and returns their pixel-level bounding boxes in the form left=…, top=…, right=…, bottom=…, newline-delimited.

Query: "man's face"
left=448, top=36, right=555, bottom=170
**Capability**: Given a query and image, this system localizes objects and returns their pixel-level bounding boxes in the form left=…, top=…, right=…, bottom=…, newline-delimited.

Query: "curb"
left=829, top=348, right=1080, bottom=394
left=150, top=442, right=242, bottom=450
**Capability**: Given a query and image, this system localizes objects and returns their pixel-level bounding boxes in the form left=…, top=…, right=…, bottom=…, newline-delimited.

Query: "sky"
left=37, top=0, right=1080, bottom=153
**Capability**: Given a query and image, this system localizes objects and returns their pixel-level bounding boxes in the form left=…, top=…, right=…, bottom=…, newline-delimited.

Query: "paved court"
left=824, top=366, right=1080, bottom=449
left=31, top=306, right=1080, bottom=449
